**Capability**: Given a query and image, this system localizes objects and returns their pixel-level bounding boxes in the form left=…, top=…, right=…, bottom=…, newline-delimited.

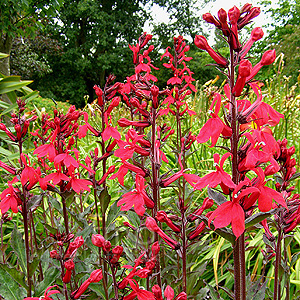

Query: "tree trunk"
left=0, top=33, right=13, bottom=76
left=0, top=32, right=13, bottom=106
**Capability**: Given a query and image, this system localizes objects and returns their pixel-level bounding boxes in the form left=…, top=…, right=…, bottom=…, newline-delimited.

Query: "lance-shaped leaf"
left=11, top=226, right=26, bottom=273
left=245, top=209, right=277, bottom=230
left=0, top=268, right=27, bottom=300
left=0, top=263, right=27, bottom=290
left=208, top=188, right=227, bottom=205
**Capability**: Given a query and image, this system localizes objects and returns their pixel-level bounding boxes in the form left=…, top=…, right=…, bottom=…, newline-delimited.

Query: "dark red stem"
left=274, top=227, right=282, bottom=300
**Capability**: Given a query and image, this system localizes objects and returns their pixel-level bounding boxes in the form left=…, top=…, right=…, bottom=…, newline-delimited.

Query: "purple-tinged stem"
left=273, top=227, right=282, bottom=300
left=19, top=141, right=32, bottom=297
left=229, top=45, right=246, bottom=300
left=151, top=106, right=162, bottom=288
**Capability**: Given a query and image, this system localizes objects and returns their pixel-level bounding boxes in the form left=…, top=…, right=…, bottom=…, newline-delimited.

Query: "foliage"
left=0, top=3, right=300, bottom=300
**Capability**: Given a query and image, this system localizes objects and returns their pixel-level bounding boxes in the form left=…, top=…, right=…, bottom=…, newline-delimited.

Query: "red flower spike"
left=261, top=49, right=276, bottom=66
left=228, top=6, right=240, bottom=49
left=208, top=198, right=245, bottom=238
left=203, top=13, right=221, bottom=27
left=102, top=125, right=121, bottom=142
left=0, top=160, right=16, bottom=175
left=188, top=221, right=207, bottom=240
left=118, top=252, right=146, bottom=289
left=92, top=234, right=105, bottom=248
left=175, top=292, right=187, bottom=300
left=218, top=8, right=231, bottom=36
left=238, top=6, right=261, bottom=29
left=194, top=35, right=228, bottom=67
left=66, top=175, right=92, bottom=194
left=260, top=219, right=275, bottom=241
left=254, top=167, right=287, bottom=212
left=151, top=241, right=160, bottom=258
left=188, top=197, right=214, bottom=222
left=0, top=180, right=21, bottom=214
left=93, top=85, right=104, bottom=106
left=73, top=269, right=103, bottom=299
left=246, top=49, right=276, bottom=82
left=127, top=280, right=156, bottom=300
left=197, top=93, right=232, bottom=147
left=110, top=245, right=123, bottom=264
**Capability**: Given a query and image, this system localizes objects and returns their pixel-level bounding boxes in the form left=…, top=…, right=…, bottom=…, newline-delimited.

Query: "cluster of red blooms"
left=92, top=233, right=123, bottom=264
left=48, top=233, right=103, bottom=299
left=273, top=139, right=299, bottom=233
left=187, top=4, right=291, bottom=239
left=0, top=99, right=39, bottom=214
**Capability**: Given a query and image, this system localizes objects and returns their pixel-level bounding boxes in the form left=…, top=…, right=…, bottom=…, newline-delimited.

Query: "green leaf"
left=35, top=266, right=60, bottom=297
left=0, top=103, right=18, bottom=116
left=48, top=196, right=62, bottom=213
left=0, top=53, right=9, bottom=59
left=0, top=77, right=33, bottom=94
left=29, top=256, right=41, bottom=277
left=27, top=194, right=44, bottom=212
left=288, top=172, right=300, bottom=182
left=0, top=267, right=27, bottom=300
left=0, top=263, right=27, bottom=290
left=106, top=201, right=120, bottom=227
left=22, top=90, right=39, bottom=103
left=245, top=210, right=276, bottom=230
left=10, top=226, right=26, bottom=273
left=206, top=282, right=224, bottom=300
left=208, top=188, right=227, bottom=205
left=99, top=188, right=111, bottom=215
left=198, top=215, right=235, bottom=244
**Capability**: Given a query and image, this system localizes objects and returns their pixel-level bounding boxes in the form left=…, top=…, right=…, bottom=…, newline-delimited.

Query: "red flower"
left=115, top=129, right=150, bottom=160
left=65, top=174, right=92, bottom=194
left=72, top=269, right=103, bottom=299
left=197, top=93, right=232, bottom=147
left=0, top=178, right=21, bottom=214
left=23, top=285, right=61, bottom=300
left=146, top=217, right=180, bottom=249
left=208, top=198, right=245, bottom=238
left=33, top=143, right=56, bottom=162
left=54, top=151, right=79, bottom=169
left=253, top=167, right=287, bottom=212
left=117, top=175, right=154, bottom=215
left=164, top=285, right=175, bottom=300
left=124, top=280, right=156, bottom=300
left=193, top=153, right=236, bottom=191
left=101, top=125, right=121, bottom=142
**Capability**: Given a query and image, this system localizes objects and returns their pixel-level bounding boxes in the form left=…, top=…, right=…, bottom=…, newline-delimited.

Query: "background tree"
left=260, top=0, right=300, bottom=83
left=0, top=0, right=63, bottom=76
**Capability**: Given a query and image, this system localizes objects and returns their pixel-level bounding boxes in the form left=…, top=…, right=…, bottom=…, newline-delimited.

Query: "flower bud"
left=251, top=27, right=264, bottom=41
left=228, top=6, right=240, bottom=24
left=152, top=285, right=163, bottom=300
left=164, top=285, right=174, bottom=300
left=92, top=234, right=105, bottom=248
left=202, top=13, right=220, bottom=27
left=89, top=269, right=103, bottom=282
left=261, top=49, right=276, bottom=66
left=194, top=35, right=209, bottom=50
left=50, top=250, right=60, bottom=259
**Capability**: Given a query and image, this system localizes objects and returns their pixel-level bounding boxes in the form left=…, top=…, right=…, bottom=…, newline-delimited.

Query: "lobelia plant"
left=191, top=2, right=299, bottom=300
left=0, top=2, right=299, bottom=300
